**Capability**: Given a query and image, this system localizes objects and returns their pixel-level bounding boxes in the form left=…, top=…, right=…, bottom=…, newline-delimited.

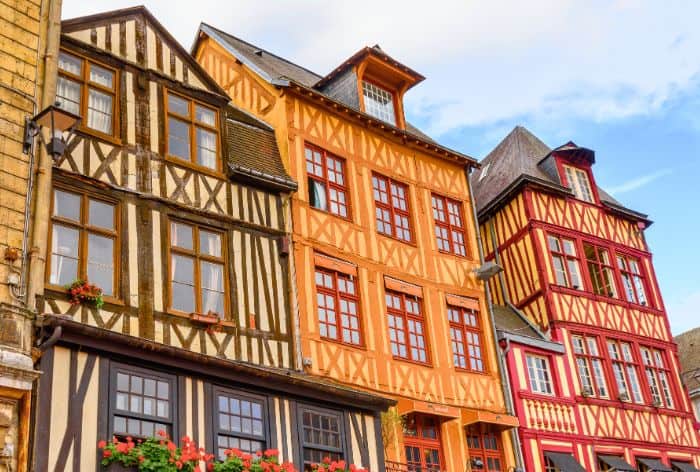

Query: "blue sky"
left=62, top=0, right=700, bottom=334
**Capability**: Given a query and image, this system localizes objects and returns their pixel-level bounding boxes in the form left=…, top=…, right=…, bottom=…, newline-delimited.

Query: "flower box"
left=190, top=312, right=220, bottom=325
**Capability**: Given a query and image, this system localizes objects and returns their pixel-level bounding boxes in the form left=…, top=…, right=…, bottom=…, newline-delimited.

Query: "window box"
left=189, top=312, right=220, bottom=325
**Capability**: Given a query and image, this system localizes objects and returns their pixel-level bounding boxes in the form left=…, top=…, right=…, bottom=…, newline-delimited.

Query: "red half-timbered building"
left=472, top=127, right=700, bottom=471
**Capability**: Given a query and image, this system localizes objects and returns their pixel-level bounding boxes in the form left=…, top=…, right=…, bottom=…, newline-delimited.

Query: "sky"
left=62, top=0, right=700, bottom=335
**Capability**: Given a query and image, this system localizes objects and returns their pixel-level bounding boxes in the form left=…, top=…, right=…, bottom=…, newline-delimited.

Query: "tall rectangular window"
left=583, top=243, right=618, bottom=298
left=607, top=340, right=643, bottom=403
left=362, top=81, right=396, bottom=125
left=563, top=165, right=594, bottom=203
left=431, top=194, right=467, bottom=256
left=403, top=415, right=443, bottom=472
left=526, top=354, right=553, bottom=395
left=48, top=188, right=118, bottom=297
left=372, top=173, right=412, bottom=242
left=571, top=335, right=608, bottom=398
left=305, top=144, right=349, bottom=218
left=300, top=407, right=344, bottom=471
left=386, top=290, right=428, bottom=364
left=57, top=50, right=117, bottom=135
left=616, top=254, right=649, bottom=306
left=466, top=426, right=504, bottom=472
left=169, top=221, right=226, bottom=317
left=314, top=268, right=362, bottom=346
left=166, top=91, right=220, bottom=170
left=640, top=347, right=674, bottom=408
left=547, top=235, right=582, bottom=289
left=214, top=389, right=266, bottom=459
left=447, top=303, right=485, bottom=372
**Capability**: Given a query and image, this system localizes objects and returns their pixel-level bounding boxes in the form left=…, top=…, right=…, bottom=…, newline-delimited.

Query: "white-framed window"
left=547, top=234, right=582, bottom=289
left=563, top=165, right=594, bottom=203
left=640, top=347, right=674, bottom=408
left=362, top=81, right=396, bottom=125
left=526, top=354, right=553, bottom=395
left=572, top=334, right=609, bottom=398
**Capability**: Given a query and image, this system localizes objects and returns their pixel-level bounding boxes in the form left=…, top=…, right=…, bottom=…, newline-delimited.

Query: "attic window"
left=563, top=165, right=594, bottom=203
left=479, top=163, right=491, bottom=181
left=362, top=81, right=396, bottom=125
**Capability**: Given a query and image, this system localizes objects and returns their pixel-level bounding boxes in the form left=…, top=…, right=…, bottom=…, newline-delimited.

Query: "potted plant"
left=190, top=311, right=221, bottom=325
left=66, top=279, right=104, bottom=309
left=310, top=458, right=367, bottom=472
left=211, top=448, right=295, bottom=472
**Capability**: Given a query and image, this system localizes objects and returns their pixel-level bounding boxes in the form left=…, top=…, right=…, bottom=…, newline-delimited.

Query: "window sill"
left=44, top=284, right=125, bottom=307
left=76, top=127, right=122, bottom=147
left=454, top=366, right=490, bottom=376
left=436, top=248, right=470, bottom=260
left=306, top=204, right=353, bottom=223
left=391, top=356, right=432, bottom=368
left=518, top=390, right=573, bottom=404
left=376, top=231, right=416, bottom=248
left=164, top=155, right=226, bottom=179
left=550, top=285, right=661, bottom=314
left=574, top=395, right=686, bottom=416
left=318, top=335, right=367, bottom=351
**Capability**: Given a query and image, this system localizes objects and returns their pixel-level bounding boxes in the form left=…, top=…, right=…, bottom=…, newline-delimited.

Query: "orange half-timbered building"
left=194, top=26, right=518, bottom=472
left=472, top=127, right=700, bottom=471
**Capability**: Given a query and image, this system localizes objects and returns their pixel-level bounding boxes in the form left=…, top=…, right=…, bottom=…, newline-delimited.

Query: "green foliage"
left=66, top=278, right=105, bottom=309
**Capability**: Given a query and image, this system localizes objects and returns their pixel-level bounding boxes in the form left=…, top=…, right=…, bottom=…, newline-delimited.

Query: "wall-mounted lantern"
left=23, top=103, right=81, bottom=158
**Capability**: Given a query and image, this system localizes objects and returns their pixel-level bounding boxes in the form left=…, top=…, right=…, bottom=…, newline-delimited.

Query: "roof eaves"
left=601, top=200, right=651, bottom=224
left=498, top=331, right=565, bottom=354
left=477, top=175, right=570, bottom=221
left=228, top=164, right=298, bottom=193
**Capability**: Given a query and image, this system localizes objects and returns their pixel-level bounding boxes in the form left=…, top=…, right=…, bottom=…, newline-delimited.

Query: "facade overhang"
left=461, top=409, right=519, bottom=430
left=396, top=398, right=461, bottom=419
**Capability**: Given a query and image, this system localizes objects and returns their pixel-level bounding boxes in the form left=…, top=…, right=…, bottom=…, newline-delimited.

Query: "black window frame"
left=297, top=404, right=347, bottom=470
left=211, top=386, right=269, bottom=459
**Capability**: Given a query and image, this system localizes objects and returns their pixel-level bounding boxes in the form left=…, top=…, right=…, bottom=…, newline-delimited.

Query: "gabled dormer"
left=314, top=45, right=424, bottom=129
left=539, top=141, right=599, bottom=205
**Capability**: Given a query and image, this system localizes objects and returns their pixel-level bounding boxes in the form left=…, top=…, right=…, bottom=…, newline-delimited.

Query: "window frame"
left=547, top=234, right=583, bottom=290
left=57, top=48, right=119, bottom=140
left=372, top=172, right=414, bottom=243
left=164, top=89, right=222, bottom=173
left=466, top=425, right=505, bottom=472
left=166, top=218, right=229, bottom=318
left=606, top=339, right=644, bottom=404
left=447, top=303, right=486, bottom=374
left=571, top=334, right=609, bottom=398
left=361, top=78, right=398, bottom=126
left=639, top=346, right=675, bottom=409
left=385, top=289, right=431, bottom=365
left=297, top=404, right=346, bottom=470
left=525, top=353, right=554, bottom=396
left=583, top=242, right=618, bottom=298
left=616, top=253, right=650, bottom=307
left=562, top=164, right=595, bottom=203
left=403, top=414, right=445, bottom=472
left=314, top=267, right=363, bottom=347
left=212, top=386, right=268, bottom=459
left=46, top=186, right=120, bottom=300
left=431, top=193, right=469, bottom=257
left=304, top=143, right=351, bottom=220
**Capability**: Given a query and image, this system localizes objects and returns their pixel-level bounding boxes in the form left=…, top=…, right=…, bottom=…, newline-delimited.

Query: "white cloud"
left=606, top=168, right=673, bottom=195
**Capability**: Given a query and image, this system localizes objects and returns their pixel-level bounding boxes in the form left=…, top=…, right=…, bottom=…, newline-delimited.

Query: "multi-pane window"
left=57, top=50, right=116, bottom=135
left=571, top=335, right=608, bottom=398
left=547, top=235, right=582, bottom=289
left=305, top=144, right=349, bottom=218
left=431, top=194, right=467, bottom=256
left=616, top=254, right=648, bottom=306
left=544, top=456, right=560, bottom=472
left=447, top=304, right=484, bottom=372
left=372, top=174, right=412, bottom=242
left=607, top=340, right=643, bottom=403
left=526, top=355, right=553, bottom=395
left=166, top=91, right=219, bottom=170
left=111, top=366, right=173, bottom=438
left=563, top=165, right=594, bottom=203
left=466, top=426, right=504, bottom=472
left=300, top=407, right=344, bottom=470
left=584, top=243, right=617, bottom=298
left=169, top=221, right=226, bottom=317
left=386, top=290, right=428, bottom=363
left=404, top=415, right=443, bottom=472
left=640, top=347, right=674, bottom=408
left=315, top=268, right=362, bottom=346
left=49, top=189, right=118, bottom=296
left=362, top=81, right=396, bottom=125
left=215, top=389, right=265, bottom=459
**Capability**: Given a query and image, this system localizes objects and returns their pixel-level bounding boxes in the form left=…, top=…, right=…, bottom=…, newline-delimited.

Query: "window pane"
left=171, top=254, right=194, bottom=284
left=172, top=282, right=195, bottom=313
left=58, top=52, right=82, bottom=75
left=54, top=190, right=81, bottom=221
left=89, top=199, right=115, bottom=230
left=87, top=89, right=113, bottom=134
left=168, top=117, right=190, bottom=159
left=90, top=64, right=114, bottom=88
left=309, top=178, right=327, bottom=211
left=199, top=230, right=222, bottom=257
left=168, top=94, right=189, bottom=116
left=50, top=225, right=79, bottom=285
left=87, top=234, right=114, bottom=296
left=56, top=77, right=81, bottom=116
left=195, top=105, right=216, bottom=126
left=362, top=81, right=396, bottom=125
left=196, top=127, right=217, bottom=169
left=171, top=222, right=193, bottom=250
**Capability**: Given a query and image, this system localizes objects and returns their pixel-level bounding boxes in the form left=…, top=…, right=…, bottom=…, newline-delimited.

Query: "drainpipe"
left=465, top=167, right=524, bottom=472
left=282, top=191, right=303, bottom=371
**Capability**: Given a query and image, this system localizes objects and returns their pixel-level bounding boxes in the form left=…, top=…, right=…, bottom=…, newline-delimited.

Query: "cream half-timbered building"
left=31, top=7, right=391, bottom=471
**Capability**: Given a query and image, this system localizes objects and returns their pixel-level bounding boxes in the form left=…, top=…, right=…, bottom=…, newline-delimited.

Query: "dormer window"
left=563, top=165, right=594, bottom=203
left=362, top=81, right=396, bottom=125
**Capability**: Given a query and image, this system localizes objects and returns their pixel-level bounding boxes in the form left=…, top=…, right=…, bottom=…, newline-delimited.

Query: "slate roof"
left=491, top=304, right=564, bottom=353
left=675, top=327, right=700, bottom=394
left=471, top=126, right=648, bottom=221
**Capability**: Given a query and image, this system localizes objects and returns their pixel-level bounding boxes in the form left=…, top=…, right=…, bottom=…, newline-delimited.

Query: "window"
left=607, top=340, right=643, bottom=403
left=300, top=407, right=344, bottom=470
left=616, top=254, right=649, bottom=306
left=57, top=50, right=117, bottom=135
left=386, top=290, right=428, bottom=363
left=447, top=304, right=485, bottom=372
left=640, top=347, right=674, bottom=408
left=48, top=188, right=118, bottom=296
left=526, top=354, right=553, bottom=395
left=547, top=235, right=582, bottom=289
left=372, top=173, right=412, bottom=242
left=214, top=389, right=266, bottom=459
left=305, top=144, right=349, bottom=218
left=314, top=268, right=362, bottom=346
left=169, top=221, right=226, bottom=317
left=431, top=194, right=467, bottom=256
left=166, top=91, right=219, bottom=170
left=404, top=415, right=443, bottom=472
left=584, top=243, right=618, bottom=298
left=571, top=335, right=608, bottom=398
left=466, top=426, right=504, bottom=472
left=362, top=81, right=396, bottom=125
left=544, top=456, right=559, bottom=472
left=563, top=165, right=594, bottom=203
left=110, top=365, right=174, bottom=438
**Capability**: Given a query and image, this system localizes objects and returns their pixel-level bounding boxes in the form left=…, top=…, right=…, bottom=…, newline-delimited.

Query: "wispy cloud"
left=607, top=168, right=673, bottom=195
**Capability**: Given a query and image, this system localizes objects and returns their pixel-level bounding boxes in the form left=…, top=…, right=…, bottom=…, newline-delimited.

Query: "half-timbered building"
left=30, top=7, right=393, bottom=471
left=193, top=25, right=519, bottom=472
left=472, top=126, right=700, bottom=471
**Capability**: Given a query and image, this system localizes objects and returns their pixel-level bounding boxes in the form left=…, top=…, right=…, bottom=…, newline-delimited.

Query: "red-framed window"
left=640, top=347, right=674, bottom=408
left=466, top=425, right=504, bottom=471
left=431, top=194, right=467, bottom=256
left=403, top=415, right=443, bottom=472
left=525, top=354, right=554, bottom=395
left=606, top=339, right=644, bottom=403
left=616, top=254, right=649, bottom=306
left=314, top=268, right=362, bottom=346
left=372, top=173, right=412, bottom=242
left=571, top=334, right=609, bottom=398
left=547, top=234, right=582, bottom=289
left=305, top=144, right=349, bottom=219
left=447, top=304, right=485, bottom=373
left=583, top=242, right=618, bottom=298
left=385, top=290, right=428, bottom=364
